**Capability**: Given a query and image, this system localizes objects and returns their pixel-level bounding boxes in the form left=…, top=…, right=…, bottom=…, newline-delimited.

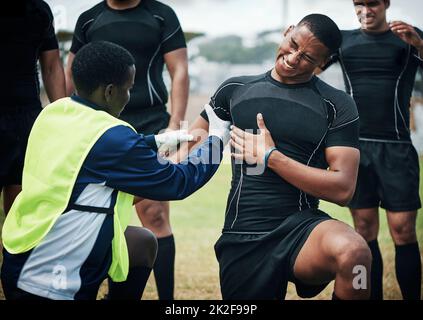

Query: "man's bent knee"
left=336, top=239, right=372, bottom=275
left=125, top=226, right=158, bottom=268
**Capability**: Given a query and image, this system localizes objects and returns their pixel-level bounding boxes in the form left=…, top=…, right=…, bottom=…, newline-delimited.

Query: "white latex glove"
left=154, top=129, right=194, bottom=157
left=205, top=104, right=231, bottom=145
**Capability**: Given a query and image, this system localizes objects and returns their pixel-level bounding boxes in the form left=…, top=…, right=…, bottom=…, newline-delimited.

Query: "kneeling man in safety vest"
left=1, top=41, right=230, bottom=300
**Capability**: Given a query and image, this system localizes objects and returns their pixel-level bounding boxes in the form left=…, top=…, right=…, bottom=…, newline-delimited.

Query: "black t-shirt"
left=331, top=28, right=423, bottom=141
left=201, top=71, right=359, bottom=232
left=0, top=0, right=58, bottom=110
left=70, top=0, right=186, bottom=115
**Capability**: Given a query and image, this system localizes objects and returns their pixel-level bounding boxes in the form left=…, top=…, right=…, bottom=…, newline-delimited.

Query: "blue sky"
left=47, top=0, right=423, bottom=36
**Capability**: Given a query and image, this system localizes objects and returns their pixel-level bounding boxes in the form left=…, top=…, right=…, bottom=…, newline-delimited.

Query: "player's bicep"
left=325, top=146, right=359, bottom=180
left=163, top=48, right=188, bottom=76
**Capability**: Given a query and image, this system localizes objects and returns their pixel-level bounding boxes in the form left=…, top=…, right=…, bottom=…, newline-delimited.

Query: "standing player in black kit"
left=0, top=0, right=65, bottom=216
left=66, top=0, right=189, bottom=300
left=323, top=0, right=422, bottom=300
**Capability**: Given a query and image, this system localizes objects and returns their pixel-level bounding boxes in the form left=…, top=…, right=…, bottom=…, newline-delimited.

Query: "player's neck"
left=361, top=21, right=390, bottom=34
left=271, top=68, right=313, bottom=85
left=107, top=0, right=141, bottom=10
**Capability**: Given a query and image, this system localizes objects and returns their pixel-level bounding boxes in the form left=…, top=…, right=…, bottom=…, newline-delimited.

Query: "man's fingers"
left=231, top=153, right=245, bottom=161
left=230, top=125, right=245, bottom=139
left=231, top=130, right=248, bottom=148
left=256, top=113, right=268, bottom=131
left=230, top=137, right=244, bottom=153
left=389, top=20, right=407, bottom=27
left=391, top=26, right=412, bottom=32
left=158, top=147, right=169, bottom=157
left=390, top=22, right=414, bottom=33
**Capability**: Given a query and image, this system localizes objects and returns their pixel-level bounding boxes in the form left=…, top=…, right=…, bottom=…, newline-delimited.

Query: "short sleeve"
left=39, top=1, right=58, bottom=52
left=200, top=78, right=245, bottom=123
left=159, top=6, right=186, bottom=54
left=325, top=91, right=360, bottom=149
left=70, top=13, right=89, bottom=54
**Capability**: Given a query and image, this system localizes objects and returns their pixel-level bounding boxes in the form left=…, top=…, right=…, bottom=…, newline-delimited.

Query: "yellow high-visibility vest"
left=2, top=97, right=136, bottom=282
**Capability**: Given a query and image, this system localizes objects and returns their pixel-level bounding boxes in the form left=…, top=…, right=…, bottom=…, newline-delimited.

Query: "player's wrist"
left=167, top=120, right=181, bottom=130
left=266, top=149, right=285, bottom=169
left=263, top=146, right=278, bottom=168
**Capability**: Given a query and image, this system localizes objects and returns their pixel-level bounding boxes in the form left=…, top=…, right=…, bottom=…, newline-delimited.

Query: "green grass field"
left=1, top=158, right=422, bottom=300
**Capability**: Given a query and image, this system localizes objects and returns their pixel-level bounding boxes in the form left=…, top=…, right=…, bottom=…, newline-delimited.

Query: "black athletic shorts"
left=215, top=208, right=333, bottom=300
left=349, top=140, right=421, bottom=212
left=119, top=105, right=170, bottom=135
left=0, top=106, right=41, bottom=188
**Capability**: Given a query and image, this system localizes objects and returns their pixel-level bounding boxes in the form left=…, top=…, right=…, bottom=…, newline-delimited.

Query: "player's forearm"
left=65, top=68, right=75, bottom=96
left=168, top=69, right=189, bottom=130
left=65, top=52, right=76, bottom=96
left=138, top=136, right=223, bottom=201
left=169, top=116, right=209, bottom=163
left=42, top=65, right=66, bottom=103
left=267, top=151, right=356, bottom=206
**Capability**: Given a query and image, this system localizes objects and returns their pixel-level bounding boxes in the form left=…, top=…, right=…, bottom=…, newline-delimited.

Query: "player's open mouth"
left=282, top=56, right=295, bottom=70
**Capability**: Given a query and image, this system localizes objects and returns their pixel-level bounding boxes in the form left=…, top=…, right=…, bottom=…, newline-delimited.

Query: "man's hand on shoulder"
left=390, top=21, right=423, bottom=50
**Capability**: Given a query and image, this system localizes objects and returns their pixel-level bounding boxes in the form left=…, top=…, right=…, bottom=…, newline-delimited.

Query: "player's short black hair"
left=298, top=14, right=342, bottom=55
left=72, top=41, right=135, bottom=96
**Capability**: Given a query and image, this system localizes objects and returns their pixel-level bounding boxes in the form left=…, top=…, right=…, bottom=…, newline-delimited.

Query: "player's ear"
left=384, top=0, right=390, bottom=9
left=283, top=25, right=295, bottom=37
left=320, top=55, right=332, bottom=70
left=104, top=84, right=114, bottom=103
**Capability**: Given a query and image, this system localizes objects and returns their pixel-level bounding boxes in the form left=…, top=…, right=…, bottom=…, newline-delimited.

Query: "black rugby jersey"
left=70, top=0, right=186, bottom=114
left=201, top=71, right=359, bottom=232
left=333, top=29, right=423, bottom=141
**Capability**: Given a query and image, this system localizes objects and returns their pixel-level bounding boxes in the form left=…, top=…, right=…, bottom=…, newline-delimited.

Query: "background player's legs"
left=294, top=219, right=371, bottom=300
left=2, top=185, right=21, bottom=215
left=351, top=207, right=383, bottom=300
left=387, top=210, right=421, bottom=300
left=108, top=226, right=158, bottom=300
left=136, top=200, right=174, bottom=300
left=351, top=208, right=380, bottom=241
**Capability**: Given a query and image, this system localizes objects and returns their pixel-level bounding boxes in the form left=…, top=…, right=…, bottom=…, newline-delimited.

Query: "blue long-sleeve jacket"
left=1, top=107, right=223, bottom=300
